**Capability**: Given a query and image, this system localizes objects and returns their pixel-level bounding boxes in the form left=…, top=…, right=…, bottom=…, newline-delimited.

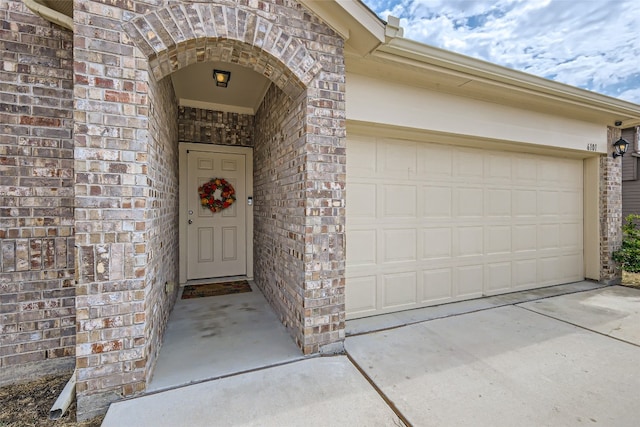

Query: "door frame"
left=178, top=143, right=254, bottom=284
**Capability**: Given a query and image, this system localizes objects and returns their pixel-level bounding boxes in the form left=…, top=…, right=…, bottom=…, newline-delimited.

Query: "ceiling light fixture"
left=213, top=69, right=231, bottom=88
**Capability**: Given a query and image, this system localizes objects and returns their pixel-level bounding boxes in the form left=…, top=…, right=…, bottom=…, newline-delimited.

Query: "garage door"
left=346, top=136, right=584, bottom=319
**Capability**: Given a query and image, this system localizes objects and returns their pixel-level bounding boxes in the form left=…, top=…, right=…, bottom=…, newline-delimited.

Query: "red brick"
left=19, top=116, right=61, bottom=127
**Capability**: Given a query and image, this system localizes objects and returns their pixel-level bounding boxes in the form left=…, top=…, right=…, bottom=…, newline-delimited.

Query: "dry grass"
left=622, top=271, right=640, bottom=288
left=0, top=372, right=103, bottom=427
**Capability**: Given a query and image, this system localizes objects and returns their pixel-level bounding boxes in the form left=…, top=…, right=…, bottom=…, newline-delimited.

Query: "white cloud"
left=362, top=0, right=640, bottom=104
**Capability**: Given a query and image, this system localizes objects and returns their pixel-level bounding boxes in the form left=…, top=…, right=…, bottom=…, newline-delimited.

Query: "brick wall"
left=178, top=107, right=253, bottom=146
left=0, top=0, right=75, bottom=385
left=253, top=84, right=308, bottom=350
left=143, top=77, right=179, bottom=387
left=600, top=126, right=623, bottom=284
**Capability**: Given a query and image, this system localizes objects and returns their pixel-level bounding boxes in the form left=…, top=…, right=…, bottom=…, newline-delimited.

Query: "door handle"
left=188, top=219, right=193, bottom=224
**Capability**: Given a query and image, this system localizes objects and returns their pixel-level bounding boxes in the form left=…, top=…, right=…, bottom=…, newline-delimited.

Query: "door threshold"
left=181, top=276, right=252, bottom=287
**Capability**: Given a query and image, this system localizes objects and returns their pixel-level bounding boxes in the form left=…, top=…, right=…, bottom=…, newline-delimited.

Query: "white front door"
left=187, top=150, right=247, bottom=280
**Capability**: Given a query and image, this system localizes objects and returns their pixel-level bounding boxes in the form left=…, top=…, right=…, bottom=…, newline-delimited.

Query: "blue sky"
left=362, top=0, right=640, bottom=104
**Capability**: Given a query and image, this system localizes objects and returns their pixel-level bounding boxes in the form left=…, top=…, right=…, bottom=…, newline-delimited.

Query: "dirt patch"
left=0, top=372, right=104, bottom=427
left=622, top=271, right=640, bottom=288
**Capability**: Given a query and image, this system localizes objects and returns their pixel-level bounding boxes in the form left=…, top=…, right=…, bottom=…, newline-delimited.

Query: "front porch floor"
left=148, top=279, right=304, bottom=392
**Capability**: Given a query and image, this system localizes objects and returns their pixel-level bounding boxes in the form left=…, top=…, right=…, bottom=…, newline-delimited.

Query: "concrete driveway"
left=102, top=284, right=640, bottom=426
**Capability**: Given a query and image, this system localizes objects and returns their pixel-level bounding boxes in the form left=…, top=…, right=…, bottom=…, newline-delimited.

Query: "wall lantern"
left=213, top=69, right=231, bottom=88
left=612, top=137, right=629, bottom=158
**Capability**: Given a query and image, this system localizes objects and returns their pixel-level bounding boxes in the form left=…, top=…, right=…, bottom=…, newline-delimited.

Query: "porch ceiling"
left=170, top=61, right=272, bottom=115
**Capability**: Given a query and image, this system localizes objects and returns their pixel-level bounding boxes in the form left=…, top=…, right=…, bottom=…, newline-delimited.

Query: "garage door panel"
left=422, top=268, right=453, bottom=302
left=382, top=272, right=417, bottom=309
left=538, top=160, right=562, bottom=186
left=513, top=189, right=537, bottom=217
left=487, top=189, right=511, bottom=217
left=539, top=257, right=562, bottom=284
left=561, top=191, right=583, bottom=216
left=514, top=157, right=538, bottom=185
left=485, top=154, right=513, bottom=183
left=422, top=186, right=452, bottom=217
left=457, top=226, right=483, bottom=257
left=538, top=224, right=560, bottom=250
left=347, top=229, right=377, bottom=266
left=558, top=159, right=583, bottom=188
left=418, top=144, right=453, bottom=178
left=456, top=187, right=484, bottom=217
left=486, top=225, right=511, bottom=254
left=561, top=253, right=584, bottom=280
left=513, top=259, right=537, bottom=288
left=513, top=225, right=537, bottom=252
left=456, top=265, right=483, bottom=298
left=383, top=229, right=416, bottom=263
left=346, top=136, right=584, bottom=319
left=347, top=137, right=376, bottom=177
left=345, top=275, right=377, bottom=316
left=560, top=223, right=582, bottom=250
left=379, top=140, right=416, bottom=178
left=422, top=228, right=452, bottom=259
left=383, top=185, right=416, bottom=217
left=455, top=150, right=484, bottom=179
left=538, top=191, right=561, bottom=216
left=485, top=262, right=512, bottom=293
left=348, top=183, right=376, bottom=218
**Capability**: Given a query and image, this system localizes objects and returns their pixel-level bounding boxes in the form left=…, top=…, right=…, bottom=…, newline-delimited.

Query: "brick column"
left=599, top=126, right=623, bottom=284
left=73, top=0, right=181, bottom=419
left=302, top=65, right=346, bottom=354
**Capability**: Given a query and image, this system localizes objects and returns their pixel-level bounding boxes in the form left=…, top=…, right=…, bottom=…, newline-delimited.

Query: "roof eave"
left=25, top=0, right=73, bottom=30
left=297, top=0, right=385, bottom=55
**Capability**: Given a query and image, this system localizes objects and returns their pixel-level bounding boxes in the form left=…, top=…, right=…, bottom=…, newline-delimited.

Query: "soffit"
left=34, top=0, right=73, bottom=17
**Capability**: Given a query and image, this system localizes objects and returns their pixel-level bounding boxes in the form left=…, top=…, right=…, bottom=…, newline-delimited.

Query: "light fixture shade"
left=213, top=69, right=231, bottom=87
left=613, top=137, right=629, bottom=158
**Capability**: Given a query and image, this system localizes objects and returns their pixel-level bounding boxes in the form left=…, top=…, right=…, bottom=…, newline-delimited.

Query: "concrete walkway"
left=102, top=357, right=403, bottom=426
left=102, top=284, right=640, bottom=426
left=148, top=281, right=303, bottom=392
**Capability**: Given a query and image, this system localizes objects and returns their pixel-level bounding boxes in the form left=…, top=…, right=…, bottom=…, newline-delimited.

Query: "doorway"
left=179, top=143, right=253, bottom=284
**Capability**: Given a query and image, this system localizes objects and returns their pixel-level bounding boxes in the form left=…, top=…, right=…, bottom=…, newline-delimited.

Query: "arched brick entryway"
left=73, top=0, right=345, bottom=419
left=123, top=2, right=323, bottom=92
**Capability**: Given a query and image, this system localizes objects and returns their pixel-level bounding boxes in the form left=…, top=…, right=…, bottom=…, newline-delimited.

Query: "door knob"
left=188, top=219, right=193, bottom=224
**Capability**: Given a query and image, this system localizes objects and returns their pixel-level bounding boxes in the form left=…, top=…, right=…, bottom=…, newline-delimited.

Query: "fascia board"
left=335, top=0, right=385, bottom=42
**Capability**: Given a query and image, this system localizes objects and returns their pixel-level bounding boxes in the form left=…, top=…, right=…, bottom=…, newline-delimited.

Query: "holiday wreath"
left=198, top=178, right=236, bottom=213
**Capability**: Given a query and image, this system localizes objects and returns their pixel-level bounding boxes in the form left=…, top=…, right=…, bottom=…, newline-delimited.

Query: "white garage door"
left=346, top=136, right=584, bottom=319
